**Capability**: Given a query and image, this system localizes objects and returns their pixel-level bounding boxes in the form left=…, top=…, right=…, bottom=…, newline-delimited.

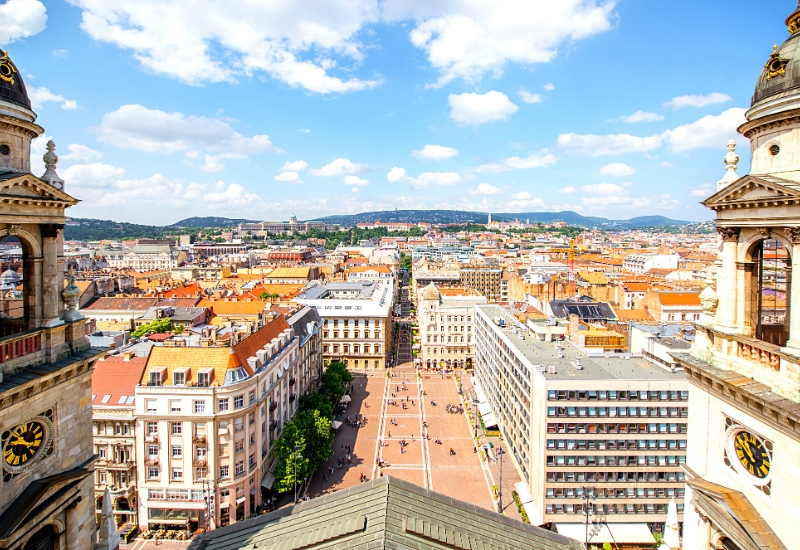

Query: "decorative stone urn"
left=61, top=266, right=83, bottom=322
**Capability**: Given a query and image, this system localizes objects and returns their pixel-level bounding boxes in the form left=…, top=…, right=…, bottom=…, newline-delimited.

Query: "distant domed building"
left=673, top=3, right=800, bottom=549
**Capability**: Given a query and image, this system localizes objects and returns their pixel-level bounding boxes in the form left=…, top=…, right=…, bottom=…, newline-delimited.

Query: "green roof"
left=189, top=476, right=582, bottom=550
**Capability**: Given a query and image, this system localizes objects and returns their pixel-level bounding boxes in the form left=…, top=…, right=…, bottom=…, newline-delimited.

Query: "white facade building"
left=622, top=254, right=681, bottom=275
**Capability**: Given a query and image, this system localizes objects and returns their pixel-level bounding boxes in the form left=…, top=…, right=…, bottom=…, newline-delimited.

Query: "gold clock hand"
left=10, top=437, right=33, bottom=448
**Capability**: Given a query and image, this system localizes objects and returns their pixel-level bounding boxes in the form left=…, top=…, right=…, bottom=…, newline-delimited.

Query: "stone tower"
left=0, top=50, right=106, bottom=550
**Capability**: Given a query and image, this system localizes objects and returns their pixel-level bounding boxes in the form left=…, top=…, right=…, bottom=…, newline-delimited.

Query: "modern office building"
left=474, top=305, right=688, bottom=545
left=294, top=281, right=393, bottom=369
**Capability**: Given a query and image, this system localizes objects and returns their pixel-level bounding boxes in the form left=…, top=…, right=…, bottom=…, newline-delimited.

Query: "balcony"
left=269, top=402, right=278, bottom=412
left=145, top=457, right=159, bottom=466
left=269, top=421, right=278, bottom=431
left=193, top=459, right=207, bottom=468
left=145, top=434, right=159, bottom=443
left=104, top=460, right=135, bottom=471
left=289, top=377, right=296, bottom=386
left=289, top=394, right=296, bottom=403
left=192, top=435, right=207, bottom=444
left=0, top=328, right=43, bottom=371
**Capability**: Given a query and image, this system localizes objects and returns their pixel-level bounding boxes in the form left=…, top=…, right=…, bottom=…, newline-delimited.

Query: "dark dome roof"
left=0, top=51, right=32, bottom=111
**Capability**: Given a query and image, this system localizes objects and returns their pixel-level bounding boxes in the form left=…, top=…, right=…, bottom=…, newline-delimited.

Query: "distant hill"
left=168, top=217, right=257, bottom=228
left=311, top=210, right=698, bottom=229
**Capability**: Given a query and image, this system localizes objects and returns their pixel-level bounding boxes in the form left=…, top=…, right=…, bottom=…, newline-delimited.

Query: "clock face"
left=3, top=420, right=49, bottom=471
left=733, top=431, right=770, bottom=479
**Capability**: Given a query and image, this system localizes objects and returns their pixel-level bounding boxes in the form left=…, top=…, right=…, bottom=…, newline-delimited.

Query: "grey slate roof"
left=288, top=306, right=322, bottom=344
left=189, top=476, right=582, bottom=550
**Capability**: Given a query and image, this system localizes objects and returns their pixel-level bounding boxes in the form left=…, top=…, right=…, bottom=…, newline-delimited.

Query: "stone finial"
left=61, top=266, right=83, bottom=323
left=699, top=272, right=718, bottom=325
left=660, top=498, right=680, bottom=550
left=40, top=140, right=65, bottom=191
left=97, top=488, right=120, bottom=550
left=717, top=140, right=739, bottom=192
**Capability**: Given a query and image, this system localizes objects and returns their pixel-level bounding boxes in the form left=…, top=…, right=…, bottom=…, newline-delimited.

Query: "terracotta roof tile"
left=658, top=291, right=701, bottom=306
left=83, top=297, right=157, bottom=311
left=92, top=354, right=148, bottom=407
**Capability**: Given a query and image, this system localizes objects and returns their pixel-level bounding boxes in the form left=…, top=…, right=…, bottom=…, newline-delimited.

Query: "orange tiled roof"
left=196, top=298, right=267, bottom=316
left=658, top=291, right=700, bottom=306
left=622, top=282, right=650, bottom=292
left=83, top=297, right=157, bottom=311
left=92, top=354, right=148, bottom=407
left=438, top=287, right=481, bottom=297
left=349, top=265, right=392, bottom=273
left=233, top=316, right=291, bottom=374
left=162, top=283, right=203, bottom=298
left=614, top=309, right=655, bottom=322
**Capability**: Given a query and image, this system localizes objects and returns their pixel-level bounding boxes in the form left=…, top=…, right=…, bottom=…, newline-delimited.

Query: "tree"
left=400, top=252, right=413, bottom=270
left=299, top=392, right=333, bottom=419
left=132, top=318, right=174, bottom=338
left=318, top=361, right=353, bottom=405
left=272, top=421, right=310, bottom=493
left=294, top=410, right=334, bottom=470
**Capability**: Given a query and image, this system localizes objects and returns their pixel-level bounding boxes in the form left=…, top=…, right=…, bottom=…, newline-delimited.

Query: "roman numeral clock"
left=723, top=416, right=773, bottom=494
left=1, top=411, right=55, bottom=480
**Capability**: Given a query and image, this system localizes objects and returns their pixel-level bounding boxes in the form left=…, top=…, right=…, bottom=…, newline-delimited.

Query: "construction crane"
left=568, top=238, right=576, bottom=297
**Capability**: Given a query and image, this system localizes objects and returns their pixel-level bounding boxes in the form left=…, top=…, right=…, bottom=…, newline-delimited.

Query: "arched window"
left=0, top=235, right=25, bottom=334
left=750, top=238, right=791, bottom=346
left=24, top=526, right=55, bottom=550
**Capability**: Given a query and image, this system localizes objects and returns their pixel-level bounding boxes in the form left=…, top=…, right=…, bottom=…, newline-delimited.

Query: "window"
left=235, top=418, right=244, bottom=431
left=249, top=390, right=256, bottom=404
left=218, top=398, right=229, bottom=412
left=235, top=440, right=244, bottom=453
left=147, top=422, right=158, bottom=436
left=97, top=446, right=106, bottom=458
left=148, top=467, right=159, bottom=479
left=148, top=445, right=159, bottom=457
left=172, top=467, right=183, bottom=480
left=172, top=445, right=182, bottom=457
left=219, top=465, right=229, bottom=479
left=220, top=488, right=230, bottom=498
left=197, top=371, right=211, bottom=387
left=194, top=400, right=205, bottom=414
left=170, top=400, right=182, bottom=413
left=171, top=422, right=182, bottom=435
left=196, top=447, right=207, bottom=459
left=173, top=371, right=185, bottom=386
left=146, top=399, right=157, bottom=413
left=235, top=461, right=245, bottom=476
left=234, top=395, right=244, bottom=409
left=249, top=454, right=256, bottom=468
left=149, top=371, right=163, bottom=386
left=195, top=467, right=207, bottom=480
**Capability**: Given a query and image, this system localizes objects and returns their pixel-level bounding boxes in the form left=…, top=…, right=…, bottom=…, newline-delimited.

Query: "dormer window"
left=173, top=368, right=188, bottom=386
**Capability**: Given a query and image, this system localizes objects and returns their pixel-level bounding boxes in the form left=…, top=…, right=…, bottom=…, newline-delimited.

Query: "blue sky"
left=0, top=0, right=791, bottom=224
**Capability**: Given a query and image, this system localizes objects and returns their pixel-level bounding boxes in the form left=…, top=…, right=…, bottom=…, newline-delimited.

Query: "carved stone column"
left=783, top=227, right=800, bottom=349
left=40, top=224, right=64, bottom=327
left=717, top=227, right=740, bottom=330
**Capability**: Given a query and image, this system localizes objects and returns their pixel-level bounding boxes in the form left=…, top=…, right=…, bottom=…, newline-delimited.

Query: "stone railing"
left=0, top=328, right=43, bottom=369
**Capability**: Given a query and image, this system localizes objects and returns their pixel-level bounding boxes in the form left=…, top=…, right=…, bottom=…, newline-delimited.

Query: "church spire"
left=787, top=1, right=800, bottom=34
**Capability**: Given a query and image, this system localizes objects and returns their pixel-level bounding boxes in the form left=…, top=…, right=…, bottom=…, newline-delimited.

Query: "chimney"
left=123, top=351, right=134, bottom=361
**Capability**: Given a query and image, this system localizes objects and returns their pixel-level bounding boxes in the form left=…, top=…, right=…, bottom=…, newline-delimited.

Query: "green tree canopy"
left=131, top=318, right=174, bottom=338
left=299, top=392, right=333, bottom=419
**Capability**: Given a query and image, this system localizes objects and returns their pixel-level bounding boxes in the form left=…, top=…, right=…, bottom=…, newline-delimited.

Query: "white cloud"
left=663, top=92, right=732, bottom=110
left=274, top=171, right=303, bottom=184
left=69, top=0, right=382, bottom=93
left=661, top=161, right=674, bottom=168
left=412, top=144, right=458, bottom=161
left=615, top=110, right=664, bottom=124
left=53, top=48, right=69, bottom=57
left=511, top=191, right=532, bottom=200
left=27, top=86, right=78, bottom=110
left=518, top=89, right=542, bottom=104
left=472, top=151, right=556, bottom=173
left=557, top=132, right=663, bottom=156
left=543, top=83, right=555, bottom=91
left=344, top=175, right=369, bottom=186
left=580, top=194, right=681, bottom=211
left=599, top=163, right=635, bottom=177
left=582, top=183, right=628, bottom=195
left=469, top=183, right=502, bottom=195
left=0, top=0, right=46, bottom=45
left=61, top=162, right=126, bottom=187
left=309, top=158, right=368, bottom=177
left=200, top=152, right=247, bottom=172
left=387, top=167, right=461, bottom=187
left=384, top=0, right=615, bottom=87
left=61, top=144, right=102, bottom=162
left=559, top=186, right=576, bottom=194
left=448, top=91, right=518, bottom=125
left=280, top=160, right=309, bottom=172
left=97, top=104, right=282, bottom=157
left=663, top=108, right=746, bottom=152
left=299, top=129, right=311, bottom=133
left=690, top=182, right=715, bottom=198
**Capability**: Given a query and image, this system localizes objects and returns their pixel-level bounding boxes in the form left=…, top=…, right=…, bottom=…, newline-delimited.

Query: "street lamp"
left=580, top=485, right=596, bottom=545
left=293, top=443, right=303, bottom=504
left=472, top=399, right=479, bottom=441
left=497, top=447, right=506, bottom=514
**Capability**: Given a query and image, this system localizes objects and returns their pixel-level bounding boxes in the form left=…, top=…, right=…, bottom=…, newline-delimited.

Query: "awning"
left=236, top=497, right=246, bottom=505
left=471, top=377, right=489, bottom=404
left=478, top=402, right=492, bottom=417
left=482, top=412, right=498, bottom=428
left=556, top=523, right=655, bottom=544
left=339, top=395, right=351, bottom=404
left=219, top=502, right=230, bottom=509
left=331, top=420, right=343, bottom=430
left=514, top=481, right=533, bottom=505
left=261, top=463, right=277, bottom=488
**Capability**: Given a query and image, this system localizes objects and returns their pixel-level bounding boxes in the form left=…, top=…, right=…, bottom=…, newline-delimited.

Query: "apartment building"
left=418, top=283, right=486, bottom=370
left=135, top=316, right=301, bottom=531
left=622, top=254, right=680, bottom=275
left=474, top=305, right=688, bottom=544
left=459, top=263, right=502, bottom=302
left=294, top=281, right=393, bottom=369
left=92, top=352, right=148, bottom=529
left=287, top=306, right=324, bottom=395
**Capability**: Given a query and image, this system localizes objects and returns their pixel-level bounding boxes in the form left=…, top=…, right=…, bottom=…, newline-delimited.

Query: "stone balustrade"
left=0, top=328, right=43, bottom=372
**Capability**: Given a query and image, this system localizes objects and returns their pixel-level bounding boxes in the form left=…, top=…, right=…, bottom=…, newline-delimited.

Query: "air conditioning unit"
left=547, top=365, right=557, bottom=375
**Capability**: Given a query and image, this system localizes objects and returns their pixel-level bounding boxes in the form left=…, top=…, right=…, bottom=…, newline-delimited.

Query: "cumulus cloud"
left=27, top=86, right=78, bottom=110
left=614, top=110, right=664, bottom=124
left=663, top=92, right=732, bottom=110
left=201, top=153, right=246, bottom=172
left=557, top=132, right=663, bottom=156
left=274, top=171, right=303, bottom=184
left=469, top=183, right=502, bottom=195
left=448, top=91, right=518, bottom=125
left=60, top=144, right=102, bottom=162
left=663, top=108, right=746, bottom=152
left=280, top=160, right=309, bottom=172
left=0, top=0, right=46, bottom=45
left=309, top=158, right=368, bottom=177
left=387, top=167, right=461, bottom=187
left=68, top=0, right=382, bottom=93
left=97, top=105, right=282, bottom=160
left=52, top=48, right=69, bottom=57
left=559, top=186, right=576, bottom=194
left=599, top=163, right=635, bottom=177
left=582, top=182, right=628, bottom=195
left=543, top=83, right=555, bottom=91
left=383, top=0, right=615, bottom=87
left=275, top=160, right=308, bottom=184
left=690, top=182, right=715, bottom=198
left=518, top=89, right=542, bottom=104
left=344, top=175, right=369, bottom=186
left=472, top=151, right=556, bottom=173
left=661, top=161, right=674, bottom=168
left=412, top=144, right=458, bottom=161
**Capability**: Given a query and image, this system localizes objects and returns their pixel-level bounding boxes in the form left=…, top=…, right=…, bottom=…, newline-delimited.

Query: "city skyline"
left=0, top=0, right=786, bottom=224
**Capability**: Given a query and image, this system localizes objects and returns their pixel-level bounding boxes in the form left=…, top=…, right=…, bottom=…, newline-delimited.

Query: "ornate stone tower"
left=0, top=50, right=106, bottom=550
left=673, top=4, right=800, bottom=549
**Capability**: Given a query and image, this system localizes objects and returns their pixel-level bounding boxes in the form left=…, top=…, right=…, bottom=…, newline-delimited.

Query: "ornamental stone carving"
left=757, top=227, right=771, bottom=240
left=699, top=274, right=718, bottom=325
left=717, top=227, right=740, bottom=242
left=717, top=140, right=740, bottom=191
left=61, top=267, right=83, bottom=323
left=784, top=227, right=800, bottom=244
